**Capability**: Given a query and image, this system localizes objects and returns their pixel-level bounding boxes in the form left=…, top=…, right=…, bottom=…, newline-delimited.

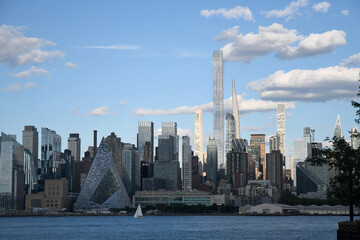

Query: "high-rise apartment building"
left=266, top=150, right=283, bottom=196
left=105, top=132, right=123, bottom=178
left=250, top=134, right=266, bottom=179
left=137, top=121, right=154, bottom=163
left=225, top=113, right=236, bottom=155
left=194, top=109, right=203, bottom=165
left=206, top=137, right=218, bottom=187
left=334, top=115, right=343, bottom=138
left=40, top=128, right=61, bottom=186
left=182, top=136, right=192, bottom=191
left=269, top=133, right=281, bottom=152
left=68, top=133, right=81, bottom=162
left=22, top=126, right=38, bottom=170
left=232, top=79, right=240, bottom=139
left=213, top=50, right=224, bottom=168
left=277, top=104, right=286, bottom=157
left=351, top=126, right=359, bottom=149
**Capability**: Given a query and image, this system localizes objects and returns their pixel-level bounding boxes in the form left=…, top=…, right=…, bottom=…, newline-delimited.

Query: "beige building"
left=26, top=178, right=70, bottom=212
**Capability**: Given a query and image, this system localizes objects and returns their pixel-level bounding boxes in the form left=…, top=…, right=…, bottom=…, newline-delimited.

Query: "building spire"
left=232, top=79, right=240, bottom=139
left=334, top=114, right=343, bottom=138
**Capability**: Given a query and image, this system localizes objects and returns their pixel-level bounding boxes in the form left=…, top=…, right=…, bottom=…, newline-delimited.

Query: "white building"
left=194, top=109, right=203, bottom=165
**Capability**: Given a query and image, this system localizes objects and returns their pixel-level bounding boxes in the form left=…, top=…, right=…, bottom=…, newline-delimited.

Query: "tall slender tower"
left=232, top=79, right=240, bottom=139
left=182, top=136, right=192, bottom=191
left=22, top=126, right=38, bottom=169
left=68, top=133, right=81, bottom=162
left=194, top=109, right=203, bottom=165
left=225, top=113, right=236, bottom=155
left=213, top=50, right=224, bottom=168
left=334, top=115, right=343, bottom=138
left=277, top=104, right=286, bottom=157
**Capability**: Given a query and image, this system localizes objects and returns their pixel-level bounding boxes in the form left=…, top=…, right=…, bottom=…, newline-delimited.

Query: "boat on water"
left=134, top=204, right=143, bottom=218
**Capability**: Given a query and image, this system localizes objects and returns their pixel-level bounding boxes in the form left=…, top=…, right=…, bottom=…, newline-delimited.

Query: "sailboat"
left=134, top=204, right=143, bottom=218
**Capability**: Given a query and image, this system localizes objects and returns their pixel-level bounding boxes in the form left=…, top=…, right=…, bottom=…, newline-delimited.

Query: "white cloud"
left=84, top=45, right=140, bottom=50
left=341, top=10, right=349, bottom=16
left=65, top=62, right=78, bottom=68
left=264, top=0, right=308, bottom=21
left=0, top=82, right=37, bottom=92
left=221, top=23, right=346, bottom=62
left=312, top=2, right=331, bottom=13
left=341, top=52, right=360, bottom=67
left=90, top=106, right=114, bottom=116
left=154, top=128, right=193, bottom=139
left=201, top=6, right=254, bottom=21
left=215, top=26, right=240, bottom=41
left=248, top=65, right=360, bottom=102
left=0, top=25, right=64, bottom=66
left=12, top=66, right=50, bottom=78
left=119, top=100, right=128, bottom=105
left=276, top=30, right=346, bottom=59
left=132, top=95, right=295, bottom=116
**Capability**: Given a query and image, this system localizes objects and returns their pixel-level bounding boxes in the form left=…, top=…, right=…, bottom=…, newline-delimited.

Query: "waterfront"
left=1, top=215, right=357, bottom=240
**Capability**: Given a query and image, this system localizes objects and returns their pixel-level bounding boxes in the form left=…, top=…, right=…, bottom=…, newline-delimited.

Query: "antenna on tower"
left=311, top=129, right=315, bottom=142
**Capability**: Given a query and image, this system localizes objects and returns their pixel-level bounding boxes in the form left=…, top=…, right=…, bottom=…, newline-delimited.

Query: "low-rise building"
left=25, top=178, right=70, bottom=212
left=132, top=190, right=213, bottom=207
left=250, top=203, right=299, bottom=214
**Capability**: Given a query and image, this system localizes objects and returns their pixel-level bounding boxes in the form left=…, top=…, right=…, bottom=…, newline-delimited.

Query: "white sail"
left=134, top=204, right=143, bottom=218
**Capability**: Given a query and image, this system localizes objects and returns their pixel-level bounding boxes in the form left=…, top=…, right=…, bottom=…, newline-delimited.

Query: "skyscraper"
left=269, top=133, right=281, bottom=152
left=334, top=115, right=343, bottom=138
left=351, top=126, right=359, bottom=149
left=232, top=79, right=240, bottom=139
left=137, top=121, right=154, bottom=163
left=182, top=136, right=192, bottom=191
left=68, top=133, right=81, bottom=162
left=162, top=122, right=179, bottom=161
left=292, top=127, right=311, bottom=186
left=213, top=50, right=224, bottom=168
left=225, top=113, right=236, bottom=155
left=194, top=109, right=203, bottom=166
left=40, top=128, right=61, bottom=186
left=277, top=104, right=286, bottom=157
left=266, top=150, right=283, bottom=196
left=105, top=132, right=123, bottom=178
left=0, top=133, right=25, bottom=210
left=206, top=137, right=218, bottom=187
left=122, top=143, right=140, bottom=197
left=22, top=126, right=38, bottom=170
left=250, top=134, right=266, bottom=180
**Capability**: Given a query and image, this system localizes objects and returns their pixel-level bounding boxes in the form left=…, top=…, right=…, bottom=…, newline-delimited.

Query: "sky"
left=1, top=0, right=360, bottom=166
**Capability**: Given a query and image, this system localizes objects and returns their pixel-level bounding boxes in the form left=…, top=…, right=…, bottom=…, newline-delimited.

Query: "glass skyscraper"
left=213, top=50, right=224, bottom=168
left=137, top=121, right=154, bottom=163
left=225, top=113, right=236, bottom=155
left=40, top=128, right=61, bottom=184
left=182, top=136, right=192, bottom=191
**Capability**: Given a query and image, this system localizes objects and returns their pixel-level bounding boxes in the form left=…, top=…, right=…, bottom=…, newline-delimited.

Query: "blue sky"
left=1, top=0, right=360, bottom=166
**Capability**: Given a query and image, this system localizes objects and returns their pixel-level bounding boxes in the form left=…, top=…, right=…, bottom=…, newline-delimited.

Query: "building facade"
left=277, top=104, right=286, bottom=157
left=68, top=133, right=81, bottom=162
left=232, top=79, right=240, bottom=139
left=225, top=113, right=236, bottom=155
left=334, top=115, right=343, bottom=138
left=182, top=136, right=192, bottom=191
left=206, top=137, right=218, bottom=187
left=22, top=126, right=38, bottom=170
left=137, top=121, right=154, bottom=163
left=194, top=109, right=203, bottom=166
left=250, top=134, right=266, bottom=180
left=213, top=50, right=224, bottom=168
left=266, top=150, right=283, bottom=195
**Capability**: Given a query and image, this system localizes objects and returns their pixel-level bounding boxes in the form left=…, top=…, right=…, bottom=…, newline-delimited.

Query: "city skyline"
left=1, top=0, right=360, bottom=165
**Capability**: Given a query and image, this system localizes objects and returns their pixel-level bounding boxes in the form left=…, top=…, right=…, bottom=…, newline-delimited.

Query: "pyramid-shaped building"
left=74, top=138, right=131, bottom=210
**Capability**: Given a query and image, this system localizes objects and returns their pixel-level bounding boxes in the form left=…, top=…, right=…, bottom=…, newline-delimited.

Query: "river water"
left=0, top=215, right=355, bottom=239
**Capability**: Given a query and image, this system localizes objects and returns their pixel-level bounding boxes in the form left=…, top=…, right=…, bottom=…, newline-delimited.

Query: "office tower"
left=68, top=133, right=81, bottom=162
left=40, top=128, right=61, bottom=185
left=24, top=149, right=38, bottom=194
left=225, top=113, right=236, bottom=155
left=0, top=133, right=25, bottom=210
left=351, top=126, right=360, bottom=149
left=93, top=130, right=97, bottom=156
left=153, top=135, right=180, bottom=191
left=334, top=115, right=343, bottom=138
left=232, top=79, right=240, bottom=139
left=248, top=145, right=261, bottom=179
left=22, top=126, right=38, bottom=170
left=182, top=136, right=192, bottom=191
left=269, top=133, right=281, bottom=152
left=206, top=137, right=218, bottom=187
left=140, top=161, right=153, bottom=190
left=289, top=155, right=294, bottom=180
left=226, top=149, right=248, bottom=188
left=74, top=139, right=131, bottom=210
left=250, top=134, right=266, bottom=179
left=292, top=127, right=312, bottom=186
left=266, top=150, right=283, bottom=195
left=59, top=149, right=75, bottom=192
left=213, top=50, right=224, bottom=168
left=137, top=121, right=154, bottom=163
left=307, top=142, right=322, bottom=159
left=194, top=109, right=203, bottom=165
left=162, top=122, right=179, bottom=161
left=277, top=104, right=286, bottom=157
left=105, top=132, right=123, bottom=178
left=122, top=143, right=140, bottom=197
